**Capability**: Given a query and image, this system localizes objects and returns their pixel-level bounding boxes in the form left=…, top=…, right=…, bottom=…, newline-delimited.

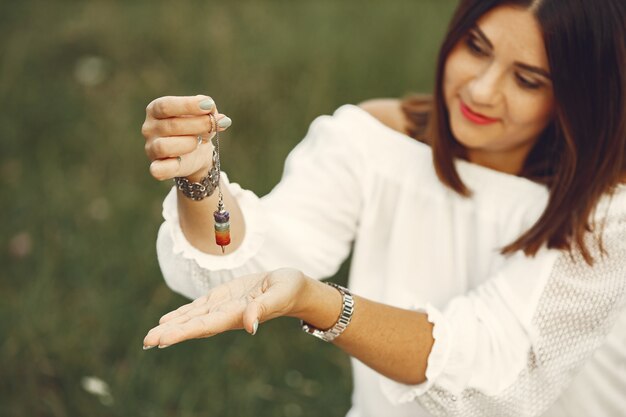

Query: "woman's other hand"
left=141, top=95, right=232, bottom=181
left=142, top=268, right=309, bottom=349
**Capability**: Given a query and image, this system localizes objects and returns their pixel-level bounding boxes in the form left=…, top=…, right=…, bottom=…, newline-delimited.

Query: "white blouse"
left=156, top=104, right=626, bottom=417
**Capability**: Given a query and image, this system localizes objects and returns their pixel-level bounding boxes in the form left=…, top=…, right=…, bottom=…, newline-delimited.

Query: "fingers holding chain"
left=178, top=113, right=219, bottom=168
left=148, top=111, right=230, bottom=180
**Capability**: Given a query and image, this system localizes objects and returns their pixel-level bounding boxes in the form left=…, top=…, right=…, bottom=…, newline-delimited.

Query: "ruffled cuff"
left=161, top=171, right=269, bottom=271
left=378, top=303, right=451, bottom=405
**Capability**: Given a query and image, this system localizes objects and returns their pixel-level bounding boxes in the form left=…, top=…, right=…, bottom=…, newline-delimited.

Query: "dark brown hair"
left=400, top=0, right=626, bottom=265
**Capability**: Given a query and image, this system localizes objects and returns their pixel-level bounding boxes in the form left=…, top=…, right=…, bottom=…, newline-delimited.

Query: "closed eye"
left=515, top=73, right=543, bottom=90
left=465, top=34, right=489, bottom=57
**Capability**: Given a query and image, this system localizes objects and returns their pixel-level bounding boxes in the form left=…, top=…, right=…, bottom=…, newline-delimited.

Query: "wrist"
left=174, top=159, right=219, bottom=201
left=186, top=163, right=213, bottom=183
left=292, top=277, right=343, bottom=330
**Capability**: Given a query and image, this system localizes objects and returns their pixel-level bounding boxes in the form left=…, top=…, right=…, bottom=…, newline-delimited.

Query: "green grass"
left=0, top=1, right=457, bottom=416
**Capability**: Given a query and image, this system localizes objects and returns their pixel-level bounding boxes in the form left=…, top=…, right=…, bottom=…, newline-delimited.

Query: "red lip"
left=459, top=100, right=499, bottom=125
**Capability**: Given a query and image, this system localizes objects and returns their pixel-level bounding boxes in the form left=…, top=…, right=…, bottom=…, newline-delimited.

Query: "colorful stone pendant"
left=213, top=199, right=230, bottom=253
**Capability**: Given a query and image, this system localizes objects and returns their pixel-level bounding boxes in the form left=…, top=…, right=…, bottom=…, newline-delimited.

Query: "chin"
left=446, top=102, right=502, bottom=150
left=448, top=115, right=490, bottom=149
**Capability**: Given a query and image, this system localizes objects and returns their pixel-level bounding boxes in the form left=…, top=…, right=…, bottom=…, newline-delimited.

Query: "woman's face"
left=443, top=5, right=555, bottom=174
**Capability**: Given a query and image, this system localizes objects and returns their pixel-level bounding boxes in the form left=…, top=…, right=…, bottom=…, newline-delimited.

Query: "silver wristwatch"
left=301, top=282, right=354, bottom=342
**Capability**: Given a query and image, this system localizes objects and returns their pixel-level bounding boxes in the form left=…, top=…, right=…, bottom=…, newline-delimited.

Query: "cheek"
left=443, top=50, right=466, bottom=99
left=443, top=49, right=482, bottom=101
left=507, top=91, right=554, bottom=130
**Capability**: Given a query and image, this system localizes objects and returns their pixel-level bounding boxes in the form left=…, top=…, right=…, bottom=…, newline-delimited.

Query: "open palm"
left=143, top=267, right=307, bottom=349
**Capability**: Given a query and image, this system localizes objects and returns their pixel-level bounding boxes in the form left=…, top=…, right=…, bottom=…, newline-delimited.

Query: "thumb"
left=242, top=288, right=291, bottom=336
left=243, top=301, right=262, bottom=335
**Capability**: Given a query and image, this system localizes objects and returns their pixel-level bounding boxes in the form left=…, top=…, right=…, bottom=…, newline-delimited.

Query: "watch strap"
left=301, top=282, right=354, bottom=342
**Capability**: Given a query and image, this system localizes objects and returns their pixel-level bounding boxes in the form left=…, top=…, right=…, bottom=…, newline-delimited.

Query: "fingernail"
left=252, top=320, right=259, bottom=336
left=199, top=98, right=215, bottom=110
left=158, top=344, right=170, bottom=349
left=217, top=116, right=232, bottom=129
left=143, top=345, right=156, bottom=350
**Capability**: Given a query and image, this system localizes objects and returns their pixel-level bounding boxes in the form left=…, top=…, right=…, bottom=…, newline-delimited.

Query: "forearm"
left=177, top=174, right=246, bottom=255
left=297, top=277, right=434, bottom=385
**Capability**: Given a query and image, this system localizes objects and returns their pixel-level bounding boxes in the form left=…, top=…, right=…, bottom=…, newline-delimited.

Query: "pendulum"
left=210, top=113, right=231, bottom=253
left=214, top=200, right=230, bottom=253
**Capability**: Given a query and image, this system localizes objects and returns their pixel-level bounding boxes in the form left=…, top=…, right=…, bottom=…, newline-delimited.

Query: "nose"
left=467, top=62, right=503, bottom=107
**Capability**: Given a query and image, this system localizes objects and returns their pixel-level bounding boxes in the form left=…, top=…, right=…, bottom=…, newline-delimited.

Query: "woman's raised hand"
left=142, top=268, right=309, bottom=349
left=141, top=95, right=232, bottom=181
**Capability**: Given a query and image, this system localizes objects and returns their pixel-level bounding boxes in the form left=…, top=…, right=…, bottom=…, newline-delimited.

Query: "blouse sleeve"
left=156, top=105, right=366, bottom=300
left=379, top=189, right=626, bottom=417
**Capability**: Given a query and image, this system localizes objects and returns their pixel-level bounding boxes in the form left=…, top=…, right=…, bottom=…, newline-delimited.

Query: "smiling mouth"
left=459, top=100, right=500, bottom=125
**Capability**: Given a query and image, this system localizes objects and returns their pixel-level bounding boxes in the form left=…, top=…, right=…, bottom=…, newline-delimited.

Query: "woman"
left=140, top=0, right=626, bottom=416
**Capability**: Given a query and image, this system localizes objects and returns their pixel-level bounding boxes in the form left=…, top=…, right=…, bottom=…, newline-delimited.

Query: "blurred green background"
left=0, top=1, right=457, bottom=416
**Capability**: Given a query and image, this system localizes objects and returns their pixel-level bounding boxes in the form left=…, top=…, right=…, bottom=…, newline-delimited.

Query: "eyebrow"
left=471, top=25, right=552, bottom=80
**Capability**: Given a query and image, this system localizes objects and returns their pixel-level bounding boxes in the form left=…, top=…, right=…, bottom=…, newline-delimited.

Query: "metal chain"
left=211, top=114, right=224, bottom=209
